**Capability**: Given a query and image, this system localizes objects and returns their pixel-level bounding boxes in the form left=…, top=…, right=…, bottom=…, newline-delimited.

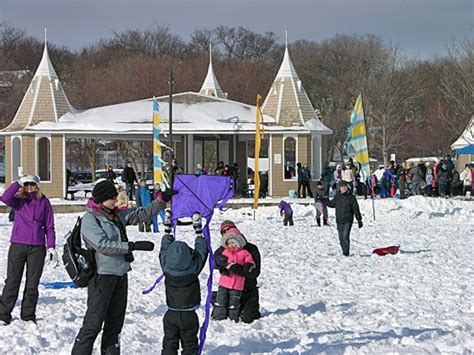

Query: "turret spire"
left=199, top=44, right=226, bottom=99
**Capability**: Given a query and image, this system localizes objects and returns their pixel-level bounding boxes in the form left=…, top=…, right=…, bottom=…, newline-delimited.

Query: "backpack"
left=62, top=216, right=96, bottom=287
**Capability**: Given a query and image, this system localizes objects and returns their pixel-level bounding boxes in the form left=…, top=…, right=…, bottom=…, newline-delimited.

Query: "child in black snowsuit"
left=160, top=210, right=208, bottom=355
left=314, top=180, right=329, bottom=227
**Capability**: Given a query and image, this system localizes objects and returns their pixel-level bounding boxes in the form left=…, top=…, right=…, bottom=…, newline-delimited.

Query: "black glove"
left=243, top=262, right=256, bottom=274
left=162, top=189, right=178, bottom=202
left=229, top=263, right=244, bottom=275
left=219, top=266, right=230, bottom=276
left=358, top=220, right=363, bottom=229
left=214, top=254, right=228, bottom=268
left=129, top=241, right=155, bottom=252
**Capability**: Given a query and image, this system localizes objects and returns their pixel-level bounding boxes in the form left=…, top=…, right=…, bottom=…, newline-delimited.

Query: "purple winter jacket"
left=279, top=200, right=293, bottom=215
left=1, top=182, right=56, bottom=248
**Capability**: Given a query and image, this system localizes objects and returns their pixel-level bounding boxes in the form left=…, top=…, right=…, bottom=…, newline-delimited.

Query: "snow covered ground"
left=0, top=196, right=473, bottom=354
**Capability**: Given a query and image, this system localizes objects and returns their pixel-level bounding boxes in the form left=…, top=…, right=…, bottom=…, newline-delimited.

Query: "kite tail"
left=198, top=223, right=214, bottom=354
left=142, top=274, right=165, bottom=295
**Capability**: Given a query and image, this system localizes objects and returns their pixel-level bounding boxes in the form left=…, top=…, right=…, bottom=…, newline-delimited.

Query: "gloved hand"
left=129, top=241, right=155, bottom=252
left=229, top=263, right=244, bottom=275
left=243, top=262, right=256, bottom=273
left=162, top=188, right=178, bottom=202
left=214, top=254, right=228, bottom=268
left=47, top=248, right=58, bottom=266
left=219, top=266, right=230, bottom=276
left=358, top=220, right=363, bottom=229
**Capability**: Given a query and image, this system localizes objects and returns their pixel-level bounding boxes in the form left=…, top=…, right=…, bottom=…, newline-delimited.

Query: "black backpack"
left=62, top=216, right=96, bottom=287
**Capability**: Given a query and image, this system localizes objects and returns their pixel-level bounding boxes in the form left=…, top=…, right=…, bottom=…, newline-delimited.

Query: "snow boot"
left=316, top=217, right=321, bottom=227
left=324, top=218, right=330, bottom=226
left=192, top=212, right=203, bottom=234
left=164, top=209, right=172, bottom=234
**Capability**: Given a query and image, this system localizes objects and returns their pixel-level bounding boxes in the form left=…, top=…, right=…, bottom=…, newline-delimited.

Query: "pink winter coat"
left=218, top=247, right=255, bottom=291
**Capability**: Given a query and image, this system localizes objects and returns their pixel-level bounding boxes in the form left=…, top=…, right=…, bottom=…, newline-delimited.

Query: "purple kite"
left=143, top=174, right=235, bottom=354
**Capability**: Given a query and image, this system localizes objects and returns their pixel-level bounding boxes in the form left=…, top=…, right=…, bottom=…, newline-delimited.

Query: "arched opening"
left=37, top=137, right=51, bottom=181
left=11, top=137, right=21, bottom=180
left=283, top=136, right=296, bottom=180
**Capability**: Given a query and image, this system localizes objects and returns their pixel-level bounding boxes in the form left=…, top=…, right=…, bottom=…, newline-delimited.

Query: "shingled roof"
left=199, top=44, right=226, bottom=99
left=262, top=33, right=323, bottom=128
left=3, top=31, right=73, bottom=132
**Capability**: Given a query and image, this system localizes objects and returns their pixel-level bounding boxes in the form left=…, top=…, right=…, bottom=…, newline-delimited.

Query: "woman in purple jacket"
left=0, top=175, right=56, bottom=325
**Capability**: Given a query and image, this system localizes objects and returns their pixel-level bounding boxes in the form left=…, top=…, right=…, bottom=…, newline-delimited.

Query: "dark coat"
left=314, top=188, right=328, bottom=203
left=122, top=166, right=138, bottom=184
left=160, top=235, right=208, bottom=310
left=214, top=241, right=261, bottom=292
left=326, top=190, right=362, bottom=224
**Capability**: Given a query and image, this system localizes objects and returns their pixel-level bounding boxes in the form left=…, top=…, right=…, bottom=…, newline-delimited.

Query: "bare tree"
left=365, top=46, right=420, bottom=165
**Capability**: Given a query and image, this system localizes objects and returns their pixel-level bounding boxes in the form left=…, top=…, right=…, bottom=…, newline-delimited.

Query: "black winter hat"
left=92, top=180, right=118, bottom=203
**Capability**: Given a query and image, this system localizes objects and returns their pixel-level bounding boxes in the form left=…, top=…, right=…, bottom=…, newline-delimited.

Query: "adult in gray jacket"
left=72, top=180, right=166, bottom=355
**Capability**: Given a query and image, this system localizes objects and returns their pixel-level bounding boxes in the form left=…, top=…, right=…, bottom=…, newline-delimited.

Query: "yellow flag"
left=253, top=94, right=264, bottom=209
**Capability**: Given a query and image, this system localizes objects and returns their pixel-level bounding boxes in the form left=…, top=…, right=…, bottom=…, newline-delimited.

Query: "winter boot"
left=138, top=223, right=144, bottom=232
left=164, top=209, right=172, bottom=234
left=323, top=218, right=330, bottom=226
left=192, top=212, right=203, bottom=234
left=316, top=217, right=321, bottom=227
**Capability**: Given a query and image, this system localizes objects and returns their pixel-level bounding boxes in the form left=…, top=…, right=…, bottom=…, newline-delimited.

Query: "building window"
left=11, top=137, right=21, bottom=181
left=283, top=136, right=296, bottom=180
left=37, top=137, right=51, bottom=181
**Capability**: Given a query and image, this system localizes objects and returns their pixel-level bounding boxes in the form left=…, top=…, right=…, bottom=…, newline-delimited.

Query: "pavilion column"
left=187, top=134, right=194, bottom=174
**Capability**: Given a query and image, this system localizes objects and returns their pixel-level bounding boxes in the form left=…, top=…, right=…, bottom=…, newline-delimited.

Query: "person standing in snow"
left=122, top=161, right=138, bottom=201
left=437, top=164, right=450, bottom=198
left=326, top=181, right=363, bottom=256
left=135, top=179, right=153, bottom=232
left=0, top=176, right=56, bottom=325
left=104, top=165, right=117, bottom=183
left=212, top=227, right=255, bottom=322
left=459, top=164, right=473, bottom=197
left=213, top=220, right=261, bottom=323
left=278, top=200, right=294, bottom=226
left=72, top=180, right=166, bottom=354
left=160, top=210, right=208, bottom=354
left=314, top=180, right=329, bottom=227
left=151, top=182, right=166, bottom=233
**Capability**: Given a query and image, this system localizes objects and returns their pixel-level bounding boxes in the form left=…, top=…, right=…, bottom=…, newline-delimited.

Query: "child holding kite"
left=160, top=210, right=208, bottom=354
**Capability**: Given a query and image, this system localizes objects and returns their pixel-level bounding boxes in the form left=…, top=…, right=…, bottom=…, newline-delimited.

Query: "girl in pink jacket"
left=212, top=227, right=255, bottom=322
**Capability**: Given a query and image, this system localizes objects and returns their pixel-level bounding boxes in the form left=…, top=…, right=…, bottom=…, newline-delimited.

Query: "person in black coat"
left=122, top=161, right=138, bottom=201
left=326, top=181, right=363, bottom=256
left=212, top=220, right=261, bottom=323
left=160, top=210, right=208, bottom=355
left=104, top=165, right=116, bottom=183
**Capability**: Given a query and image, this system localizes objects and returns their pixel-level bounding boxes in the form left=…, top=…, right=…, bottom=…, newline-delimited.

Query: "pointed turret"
left=262, top=28, right=319, bottom=126
left=199, top=44, right=226, bottom=99
left=3, top=28, right=73, bottom=132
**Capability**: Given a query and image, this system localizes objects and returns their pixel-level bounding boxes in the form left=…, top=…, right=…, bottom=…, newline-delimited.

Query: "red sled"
left=373, top=245, right=400, bottom=256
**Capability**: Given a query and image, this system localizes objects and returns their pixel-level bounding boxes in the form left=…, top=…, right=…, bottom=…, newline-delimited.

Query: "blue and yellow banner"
left=153, top=97, right=163, bottom=183
left=346, top=94, right=371, bottom=181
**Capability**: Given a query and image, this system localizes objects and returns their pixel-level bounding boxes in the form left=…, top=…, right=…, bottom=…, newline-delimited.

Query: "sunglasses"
left=24, top=182, right=37, bottom=187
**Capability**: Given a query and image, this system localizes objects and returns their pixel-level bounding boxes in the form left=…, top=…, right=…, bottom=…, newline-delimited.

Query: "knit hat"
left=92, top=179, right=118, bottom=203
left=221, top=227, right=246, bottom=248
left=220, top=220, right=236, bottom=235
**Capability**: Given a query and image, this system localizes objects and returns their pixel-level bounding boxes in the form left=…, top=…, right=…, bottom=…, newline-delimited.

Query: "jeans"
left=152, top=210, right=166, bottom=233
left=336, top=223, right=352, bottom=256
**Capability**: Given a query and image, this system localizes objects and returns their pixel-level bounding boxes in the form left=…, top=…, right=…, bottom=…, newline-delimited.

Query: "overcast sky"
left=1, top=0, right=472, bottom=58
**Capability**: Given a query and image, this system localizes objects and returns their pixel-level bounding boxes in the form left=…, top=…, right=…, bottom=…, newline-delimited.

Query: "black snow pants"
left=239, top=287, right=261, bottom=323
left=283, top=213, right=294, bottom=226
left=336, top=223, right=352, bottom=256
left=212, top=286, right=242, bottom=322
left=72, top=274, right=128, bottom=355
left=162, top=310, right=199, bottom=355
left=0, top=243, right=46, bottom=324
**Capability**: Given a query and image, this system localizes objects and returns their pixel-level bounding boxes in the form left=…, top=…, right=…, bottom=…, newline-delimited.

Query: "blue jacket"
left=136, top=187, right=152, bottom=208
left=81, top=198, right=165, bottom=276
